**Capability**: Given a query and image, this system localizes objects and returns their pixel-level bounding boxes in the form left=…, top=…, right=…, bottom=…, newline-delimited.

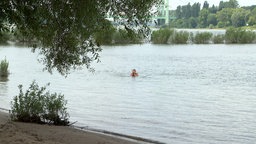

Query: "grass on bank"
left=151, top=28, right=174, bottom=44
left=94, top=25, right=143, bottom=45
left=0, top=58, right=9, bottom=77
left=193, top=32, right=213, bottom=44
left=151, top=27, right=256, bottom=44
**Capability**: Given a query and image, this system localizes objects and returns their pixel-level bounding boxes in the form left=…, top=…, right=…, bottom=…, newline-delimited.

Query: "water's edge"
left=73, top=126, right=165, bottom=144
left=0, top=107, right=163, bottom=144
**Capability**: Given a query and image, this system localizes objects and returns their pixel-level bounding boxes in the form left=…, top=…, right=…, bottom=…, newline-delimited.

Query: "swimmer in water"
left=130, top=69, right=138, bottom=77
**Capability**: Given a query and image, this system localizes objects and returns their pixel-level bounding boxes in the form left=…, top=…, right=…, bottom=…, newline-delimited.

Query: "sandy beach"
left=0, top=111, right=147, bottom=144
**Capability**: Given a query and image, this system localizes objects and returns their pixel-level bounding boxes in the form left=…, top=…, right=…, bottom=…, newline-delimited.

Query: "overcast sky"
left=169, top=0, right=255, bottom=9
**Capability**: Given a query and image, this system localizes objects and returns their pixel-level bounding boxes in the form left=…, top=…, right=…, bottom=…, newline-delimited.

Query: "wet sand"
left=0, top=111, right=146, bottom=144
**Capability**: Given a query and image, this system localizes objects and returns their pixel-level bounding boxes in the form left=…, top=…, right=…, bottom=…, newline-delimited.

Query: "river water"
left=0, top=44, right=256, bottom=144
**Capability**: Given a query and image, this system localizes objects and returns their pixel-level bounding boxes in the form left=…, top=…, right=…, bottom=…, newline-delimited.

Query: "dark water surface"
left=1, top=44, right=256, bottom=144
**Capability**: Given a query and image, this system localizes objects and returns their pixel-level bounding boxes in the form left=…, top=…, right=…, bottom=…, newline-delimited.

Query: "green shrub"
left=0, top=58, right=9, bottom=77
left=112, top=29, right=142, bottom=45
left=151, top=28, right=174, bottom=44
left=193, top=32, right=213, bottom=44
left=171, top=31, right=189, bottom=44
left=11, top=81, right=69, bottom=126
left=225, top=27, right=256, bottom=43
left=213, top=34, right=225, bottom=44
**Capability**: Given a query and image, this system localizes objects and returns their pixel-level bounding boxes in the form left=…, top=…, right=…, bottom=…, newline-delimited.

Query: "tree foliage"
left=199, top=9, right=209, bottom=28
left=227, top=0, right=239, bottom=8
left=188, top=17, right=198, bottom=28
left=202, top=1, right=209, bottom=9
left=93, top=21, right=116, bottom=45
left=219, top=0, right=239, bottom=10
left=170, top=0, right=255, bottom=29
left=248, top=7, right=256, bottom=26
left=231, top=8, right=250, bottom=27
left=216, top=8, right=234, bottom=27
left=1, top=0, right=161, bottom=75
left=209, top=5, right=218, bottom=14
left=207, top=13, right=217, bottom=26
left=176, top=2, right=200, bottom=19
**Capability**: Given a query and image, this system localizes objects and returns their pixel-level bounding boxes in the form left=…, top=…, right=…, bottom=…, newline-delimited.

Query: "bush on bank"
left=193, top=32, right=213, bottom=44
left=225, top=27, right=256, bottom=43
left=94, top=26, right=143, bottom=45
left=213, top=34, right=225, bottom=44
left=11, top=81, right=69, bottom=126
left=171, top=31, right=190, bottom=44
left=112, top=29, right=142, bottom=45
left=150, top=27, right=256, bottom=44
left=151, top=28, right=174, bottom=44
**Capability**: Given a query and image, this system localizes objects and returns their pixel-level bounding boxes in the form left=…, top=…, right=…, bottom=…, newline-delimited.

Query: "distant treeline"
left=2, top=27, right=256, bottom=45
left=0, top=25, right=142, bottom=46
left=151, top=27, right=256, bottom=44
left=168, top=0, right=256, bottom=29
left=1, top=17, right=256, bottom=45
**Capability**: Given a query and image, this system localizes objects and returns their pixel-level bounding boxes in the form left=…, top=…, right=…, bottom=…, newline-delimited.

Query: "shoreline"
left=0, top=110, right=159, bottom=144
left=74, top=126, right=165, bottom=144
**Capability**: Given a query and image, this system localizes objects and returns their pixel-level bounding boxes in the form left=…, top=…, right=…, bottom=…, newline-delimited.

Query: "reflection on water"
left=0, top=77, right=8, bottom=99
left=1, top=44, right=256, bottom=144
left=0, top=77, right=10, bottom=108
left=0, top=77, right=9, bottom=82
left=0, top=82, right=8, bottom=91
